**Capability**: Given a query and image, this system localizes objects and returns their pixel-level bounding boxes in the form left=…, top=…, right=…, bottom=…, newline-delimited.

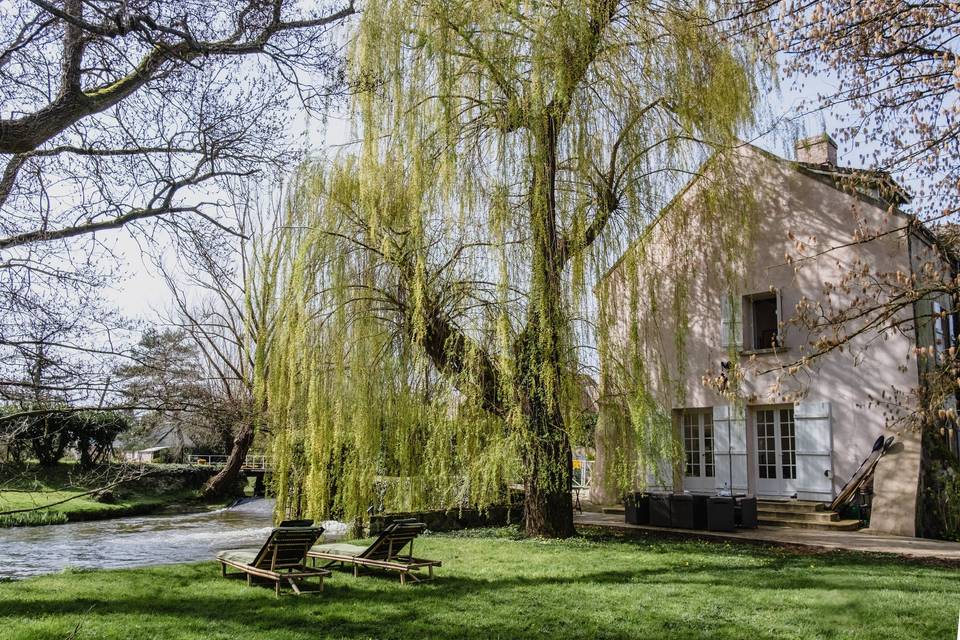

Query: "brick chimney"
left=795, top=133, right=838, bottom=166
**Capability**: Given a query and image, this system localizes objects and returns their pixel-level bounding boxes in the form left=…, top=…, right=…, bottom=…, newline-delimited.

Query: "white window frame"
left=754, top=405, right=798, bottom=497
left=681, top=409, right=715, bottom=492
left=723, top=289, right=784, bottom=352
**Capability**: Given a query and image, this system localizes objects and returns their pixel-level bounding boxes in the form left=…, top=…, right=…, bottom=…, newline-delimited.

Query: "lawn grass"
left=1, top=527, right=957, bottom=639
left=0, top=463, right=218, bottom=527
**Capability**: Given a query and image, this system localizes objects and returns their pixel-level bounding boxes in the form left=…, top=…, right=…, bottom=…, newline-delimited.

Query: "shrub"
left=0, top=406, right=131, bottom=467
left=0, top=510, right=68, bottom=527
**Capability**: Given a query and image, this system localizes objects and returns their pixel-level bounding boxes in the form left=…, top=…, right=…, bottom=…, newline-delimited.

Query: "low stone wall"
left=369, top=504, right=523, bottom=534
left=123, top=464, right=219, bottom=493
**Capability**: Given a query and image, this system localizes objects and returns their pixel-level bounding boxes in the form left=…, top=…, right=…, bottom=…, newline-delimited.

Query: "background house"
left=118, top=425, right=196, bottom=464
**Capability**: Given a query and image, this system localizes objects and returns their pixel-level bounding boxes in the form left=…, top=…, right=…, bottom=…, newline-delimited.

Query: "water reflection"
left=0, top=499, right=347, bottom=580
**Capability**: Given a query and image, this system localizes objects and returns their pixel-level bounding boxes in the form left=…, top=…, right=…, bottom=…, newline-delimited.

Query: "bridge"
left=187, top=454, right=273, bottom=495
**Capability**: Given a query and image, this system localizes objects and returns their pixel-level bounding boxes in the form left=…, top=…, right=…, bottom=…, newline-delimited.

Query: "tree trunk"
left=202, top=422, right=254, bottom=498
left=515, top=115, right=576, bottom=538
left=522, top=418, right=575, bottom=537
left=516, top=315, right=576, bottom=538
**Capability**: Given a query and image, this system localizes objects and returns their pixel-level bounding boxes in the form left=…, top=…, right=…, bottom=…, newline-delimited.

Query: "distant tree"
left=116, top=327, right=248, bottom=460
left=0, top=0, right=356, bottom=424
left=17, top=409, right=74, bottom=466
left=162, top=185, right=287, bottom=497
left=0, top=289, right=122, bottom=406
left=70, top=410, right=131, bottom=468
left=1, top=406, right=130, bottom=467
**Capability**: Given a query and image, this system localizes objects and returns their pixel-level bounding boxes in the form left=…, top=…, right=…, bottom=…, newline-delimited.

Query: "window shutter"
left=713, top=404, right=748, bottom=494
left=720, top=293, right=742, bottom=349
left=713, top=405, right=730, bottom=491
left=729, top=405, right=748, bottom=491
left=794, top=401, right=833, bottom=501
left=775, top=288, right=784, bottom=347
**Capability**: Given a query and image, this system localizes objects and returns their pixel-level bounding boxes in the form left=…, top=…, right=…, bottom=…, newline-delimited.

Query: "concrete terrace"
left=575, top=511, right=960, bottom=565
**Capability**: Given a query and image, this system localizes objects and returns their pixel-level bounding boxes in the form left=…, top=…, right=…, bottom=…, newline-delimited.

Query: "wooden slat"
left=303, top=521, right=438, bottom=583
left=219, top=559, right=331, bottom=581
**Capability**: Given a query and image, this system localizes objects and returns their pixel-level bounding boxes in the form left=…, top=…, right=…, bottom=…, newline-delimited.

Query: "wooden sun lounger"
left=307, top=520, right=441, bottom=585
left=217, top=525, right=330, bottom=596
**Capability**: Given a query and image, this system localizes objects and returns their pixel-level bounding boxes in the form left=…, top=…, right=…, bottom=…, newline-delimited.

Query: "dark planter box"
left=669, top=494, right=695, bottom=529
left=735, top=495, right=758, bottom=529
left=649, top=493, right=672, bottom=527
left=691, top=494, right=709, bottom=530
left=706, top=497, right=736, bottom=531
left=624, top=492, right=650, bottom=525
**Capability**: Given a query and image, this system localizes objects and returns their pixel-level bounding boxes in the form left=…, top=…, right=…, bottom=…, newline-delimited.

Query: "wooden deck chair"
left=307, top=520, right=440, bottom=585
left=217, top=525, right=330, bottom=596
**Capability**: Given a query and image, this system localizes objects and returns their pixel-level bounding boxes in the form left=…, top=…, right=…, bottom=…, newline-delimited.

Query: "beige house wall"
left=601, top=145, right=924, bottom=534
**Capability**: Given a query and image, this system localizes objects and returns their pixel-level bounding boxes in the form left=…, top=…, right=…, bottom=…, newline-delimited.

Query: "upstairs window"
left=751, top=293, right=779, bottom=350
left=722, top=290, right=783, bottom=351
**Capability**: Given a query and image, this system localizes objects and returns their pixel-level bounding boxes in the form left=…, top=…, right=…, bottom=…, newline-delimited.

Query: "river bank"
left=0, top=462, right=226, bottom=527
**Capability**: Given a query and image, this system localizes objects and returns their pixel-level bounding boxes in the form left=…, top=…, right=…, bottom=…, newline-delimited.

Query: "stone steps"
left=605, top=497, right=861, bottom=532
left=756, top=499, right=826, bottom=513
left=758, top=517, right=862, bottom=531
left=757, top=499, right=860, bottom=531
left=757, top=508, right=839, bottom=523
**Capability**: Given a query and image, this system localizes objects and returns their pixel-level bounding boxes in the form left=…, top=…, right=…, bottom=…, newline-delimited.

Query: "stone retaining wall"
left=369, top=504, right=523, bottom=534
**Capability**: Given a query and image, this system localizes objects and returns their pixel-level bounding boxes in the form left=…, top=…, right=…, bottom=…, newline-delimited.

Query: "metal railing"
left=573, top=458, right=593, bottom=489
left=186, top=454, right=269, bottom=470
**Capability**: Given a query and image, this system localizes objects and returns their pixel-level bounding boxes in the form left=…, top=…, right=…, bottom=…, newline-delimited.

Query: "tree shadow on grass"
left=1, top=556, right=955, bottom=640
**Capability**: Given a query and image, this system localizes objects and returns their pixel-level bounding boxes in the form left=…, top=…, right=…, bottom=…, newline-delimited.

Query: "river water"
left=0, top=499, right=347, bottom=580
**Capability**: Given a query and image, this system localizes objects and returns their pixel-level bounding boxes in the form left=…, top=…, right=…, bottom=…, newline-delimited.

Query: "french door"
left=681, top=409, right=715, bottom=492
left=754, top=406, right=797, bottom=496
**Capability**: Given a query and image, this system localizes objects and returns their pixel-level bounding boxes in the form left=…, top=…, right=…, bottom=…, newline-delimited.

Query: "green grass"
left=2, top=528, right=957, bottom=639
left=0, top=487, right=200, bottom=526
left=0, top=463, right=217, bottom=527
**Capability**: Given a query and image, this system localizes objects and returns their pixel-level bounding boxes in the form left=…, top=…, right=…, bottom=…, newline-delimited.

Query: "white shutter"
left=794, top=401, right=833, bottom=501
left=714, top=405, right=730, bottom=491
left=713, top=404, right=748, bottom=493
left=720, top=293, right=742, bottom=349
left=730, top=405, right=748, bottom=491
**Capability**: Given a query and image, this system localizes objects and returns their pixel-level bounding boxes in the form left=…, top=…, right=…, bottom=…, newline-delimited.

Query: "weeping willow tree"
left=264, top=0, right=762, bottom=537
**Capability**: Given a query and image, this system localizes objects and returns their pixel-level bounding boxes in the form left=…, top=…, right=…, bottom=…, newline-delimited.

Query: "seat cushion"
left=309, top=542, right=367, bottom=557
left=217, top=548, right=259, bottom=566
